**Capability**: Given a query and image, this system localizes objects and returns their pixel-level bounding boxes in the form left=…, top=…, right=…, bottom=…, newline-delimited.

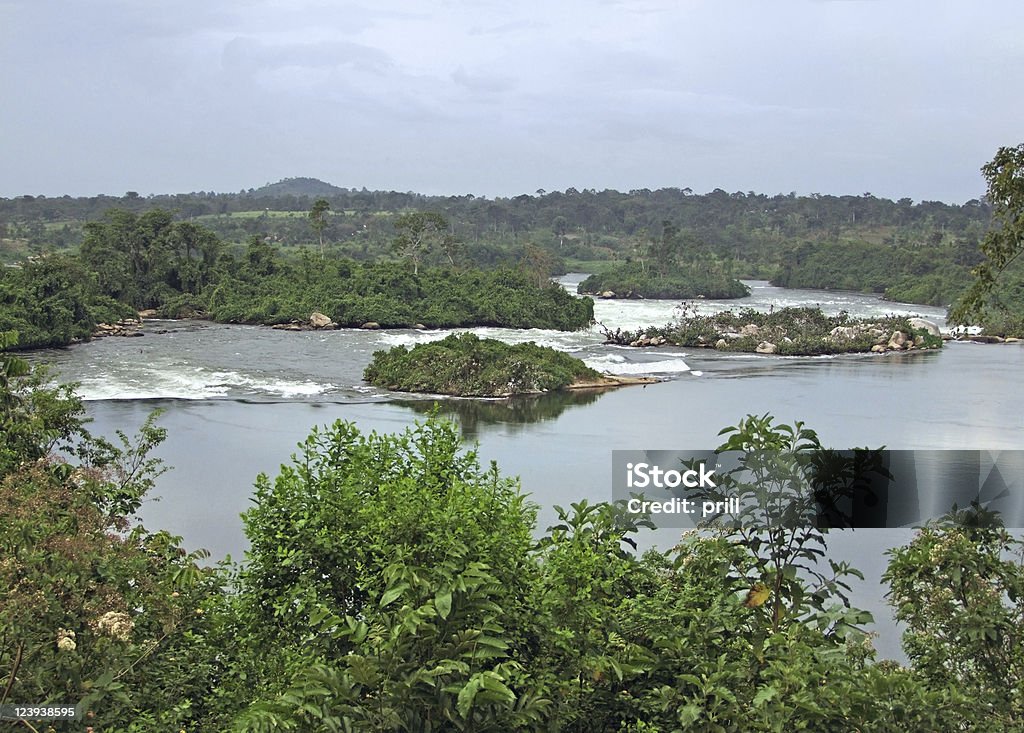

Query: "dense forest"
left=3, top=344, right=1022, bottom=731
left=3, top=155, right=1023, bottom=340
left=0, top=179, right=994, bottom=295
left=0, top=208, right=593, bottom=350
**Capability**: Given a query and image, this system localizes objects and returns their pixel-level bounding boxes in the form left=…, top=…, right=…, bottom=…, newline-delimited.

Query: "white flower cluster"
left=97, top=611, right=134, bottom=641
left=56, top=628, right=76, bottom=652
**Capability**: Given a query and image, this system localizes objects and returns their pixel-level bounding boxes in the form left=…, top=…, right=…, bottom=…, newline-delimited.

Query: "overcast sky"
left=2, top=1, right=1021, bottom=202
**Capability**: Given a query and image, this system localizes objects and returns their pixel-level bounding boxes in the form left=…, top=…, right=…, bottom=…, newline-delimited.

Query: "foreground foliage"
left=363, top=333, right=602, bottom=396
left=0, top=333, right=224, bottom=730
left=1, top=341, right=1019, bottom=730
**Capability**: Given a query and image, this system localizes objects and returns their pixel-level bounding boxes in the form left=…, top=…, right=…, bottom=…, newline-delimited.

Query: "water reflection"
left=395, top=389, right=605, bottom=439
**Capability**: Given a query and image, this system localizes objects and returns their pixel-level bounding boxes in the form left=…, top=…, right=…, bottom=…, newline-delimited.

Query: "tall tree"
left=949, top=143, right=1024, bottom=325
left=308, top=197, right=330, bottom=259
left=393, top=211, right=454, bottom=274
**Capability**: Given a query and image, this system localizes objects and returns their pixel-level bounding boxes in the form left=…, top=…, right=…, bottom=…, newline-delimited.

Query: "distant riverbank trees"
left=0, top=209, right=594, bottom=350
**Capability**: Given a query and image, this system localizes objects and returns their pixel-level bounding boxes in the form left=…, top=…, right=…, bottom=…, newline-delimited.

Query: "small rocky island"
left=364, top=333, right=655, bottom=397
left=602, top=306, right=946, bottom=355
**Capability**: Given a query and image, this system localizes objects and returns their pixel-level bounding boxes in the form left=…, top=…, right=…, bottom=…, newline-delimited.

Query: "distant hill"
left=250, top=177, right=348, bottom=198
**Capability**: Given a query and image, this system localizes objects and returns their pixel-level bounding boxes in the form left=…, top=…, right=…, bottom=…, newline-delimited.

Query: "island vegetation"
left=2, top=342, right=1022, bottom=731
left=603, top=305, right=945, bottom=356
left=0, top=208, right=594, bottom=350
left=578, top=264, right=749, bottom=300
left=364, top=332, right=649, bottom=397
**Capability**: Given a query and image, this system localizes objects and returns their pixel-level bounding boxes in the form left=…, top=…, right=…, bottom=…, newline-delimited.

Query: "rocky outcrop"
left=566, top=374, right=659, bottom=390
left=887, top=330, right=908, bottom=350
left=601, top=309, right=944, bottom=356
left=310, top=311, right=337, bottom=329
left=628, top=335, right=668, bottom=347
left=828, top=326, right=859, bottom=341
left=908, top=318, right=941, bottom=338
left=92, top=319, right=144, bottom=338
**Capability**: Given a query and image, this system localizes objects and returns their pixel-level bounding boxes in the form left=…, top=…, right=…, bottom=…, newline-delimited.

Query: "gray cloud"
left=221, top=37, right=394, bottom=75
left=2, top=0, right=1022, bottom=200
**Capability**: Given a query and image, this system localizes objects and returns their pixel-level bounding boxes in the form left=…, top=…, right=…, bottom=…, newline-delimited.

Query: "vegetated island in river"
left=577, top=263, right=750, bottom=300
left=602, top=306, right=946, bottom=355
left=364, top=333, right=655, bottom=397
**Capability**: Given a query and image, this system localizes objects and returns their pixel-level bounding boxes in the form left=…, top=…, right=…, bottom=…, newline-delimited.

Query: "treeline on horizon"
left=1, top=180, right=995, bottom=297
left=3, top=173, right=1023, bottom=340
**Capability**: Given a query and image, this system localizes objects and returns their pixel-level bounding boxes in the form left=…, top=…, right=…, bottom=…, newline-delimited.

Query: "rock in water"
left=310, top=311, right=335, bottom=329
left=887, top=331, right=908, bottom=350
left=908, top=318, right=941, bottom=337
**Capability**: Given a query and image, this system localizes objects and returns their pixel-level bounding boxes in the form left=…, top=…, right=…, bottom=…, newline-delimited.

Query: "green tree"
left=233, top=417, right=542, bottom=728
left=0, top=337, right=225, bottom=730
left=308, top=197, right=330, bottom=259
left=949, top=143, right=1024, bottom=327
left=885, top=503, right=1024, bottom=728
left=393, top=211, right=455, bottom=273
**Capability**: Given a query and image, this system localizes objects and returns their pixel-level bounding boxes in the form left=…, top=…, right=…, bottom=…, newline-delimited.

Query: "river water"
left=26, top=277, right=1024, bottom=659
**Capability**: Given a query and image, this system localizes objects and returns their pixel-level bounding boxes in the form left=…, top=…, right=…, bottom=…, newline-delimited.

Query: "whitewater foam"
left=74, top=365, right=336, bottom=401
left=590, top=358, right=692, bottom=376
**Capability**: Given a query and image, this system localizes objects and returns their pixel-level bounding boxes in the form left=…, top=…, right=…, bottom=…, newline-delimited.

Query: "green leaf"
left=435, top=589, right=453, bottom=619
left=380, top=583, right=409, bottom=608
left=457, top=677, right=483, bottom=718
left=753, top=686, right=779, bottom=706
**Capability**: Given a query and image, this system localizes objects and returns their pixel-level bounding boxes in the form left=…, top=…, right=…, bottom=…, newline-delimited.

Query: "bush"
left=578, top=263, right=749, bottom=299
left=364, top=333, right=601, bottom=396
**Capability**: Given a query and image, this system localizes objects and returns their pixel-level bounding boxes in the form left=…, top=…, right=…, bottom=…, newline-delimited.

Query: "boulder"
left=887, top=330, right=908, bottom=349
left=740, top=323, right=760, bottom=337
left=310, top=311, right=335, bottom=329
left=871, top=344, right=886, bottom=353
left=829, top=325, right=859, bottom=341
left=755, top=341, right=777, bottom=354
left=715, top=338, right=728, bottom=349
left=599, top=291, right=616, bottom=299
left=272, top=323, right=302, bottom=331
left=360, top=322, right=381, bottom=330
left=971, top=334, right=1005, bottom=344
left=1007, top=337, right=1022, bottom=343
left=138, top=309, right=158, bottom=319
left=908, top=318, right=941, bottom=338
left=413, top=323, right=427, bottom=330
